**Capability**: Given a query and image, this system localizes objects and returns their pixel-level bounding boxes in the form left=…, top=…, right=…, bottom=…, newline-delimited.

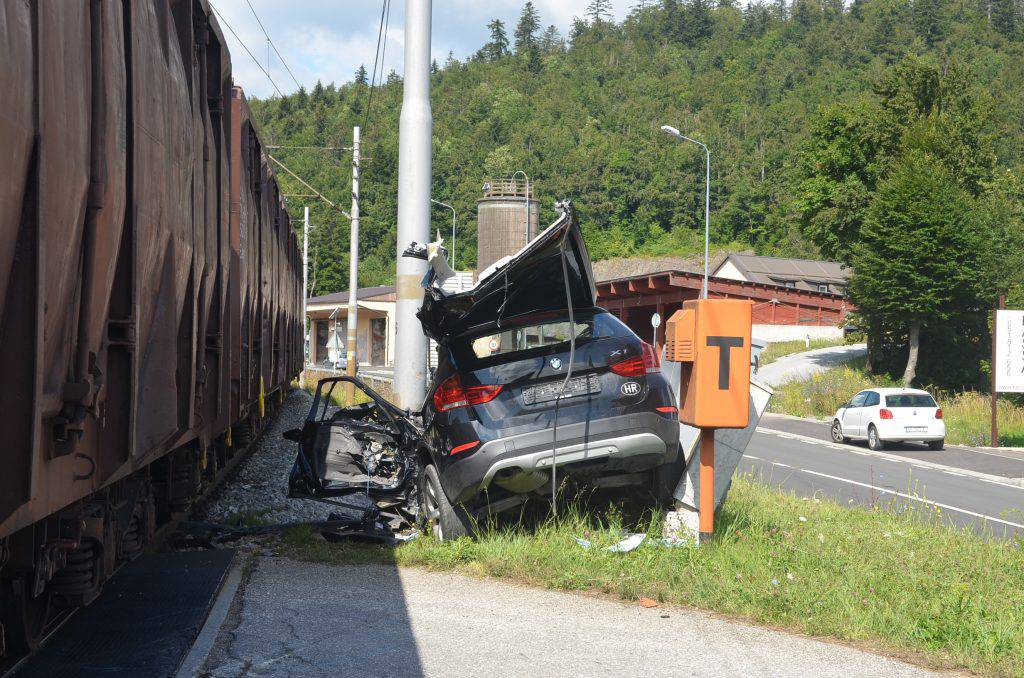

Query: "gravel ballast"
left=200, top=388, right=337, bottom=524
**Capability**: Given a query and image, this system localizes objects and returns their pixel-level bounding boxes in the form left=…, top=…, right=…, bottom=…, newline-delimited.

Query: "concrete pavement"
left=756, top=343, right=866, bottom=387
left=200, top=560, right=940, bottom=678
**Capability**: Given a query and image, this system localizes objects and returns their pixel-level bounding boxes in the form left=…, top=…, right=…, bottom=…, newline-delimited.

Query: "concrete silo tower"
left=476, top=177, right=540, bottom=273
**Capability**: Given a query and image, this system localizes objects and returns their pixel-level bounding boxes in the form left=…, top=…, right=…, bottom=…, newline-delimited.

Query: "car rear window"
left=459, top=312, right=633, bottom=362
left=885, top=394, right=936, bottom=407
left=470, top=320, right=592, bottom=359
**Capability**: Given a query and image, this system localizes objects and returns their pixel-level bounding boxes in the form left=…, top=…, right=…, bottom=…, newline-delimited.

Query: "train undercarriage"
left=0, top=394, right=284, bottom=663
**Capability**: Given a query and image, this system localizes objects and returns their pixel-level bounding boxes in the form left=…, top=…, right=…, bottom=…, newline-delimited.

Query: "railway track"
left=0, top=391, right=290, bottom=676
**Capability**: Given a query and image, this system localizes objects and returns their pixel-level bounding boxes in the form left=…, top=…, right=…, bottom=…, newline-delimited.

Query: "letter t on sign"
left=706, top=336, right=744, bottom=389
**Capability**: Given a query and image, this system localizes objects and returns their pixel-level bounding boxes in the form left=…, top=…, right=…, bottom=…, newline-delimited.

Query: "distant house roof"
left=716, top=254, right=849, bottom=292
left=592, top=251, right=739, bottom=282
left=308, top=285, right=396, bottom=306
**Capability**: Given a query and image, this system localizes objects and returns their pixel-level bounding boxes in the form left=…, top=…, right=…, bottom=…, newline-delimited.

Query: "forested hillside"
left=249, top=0, right=1024, bottom=300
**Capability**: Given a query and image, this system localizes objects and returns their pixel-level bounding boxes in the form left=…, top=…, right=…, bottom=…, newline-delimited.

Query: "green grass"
left=758, top=337, right=847, bottom=366
left=769, top=358, right=1024, bottom=447
left=278, top=478, right=1024, bottom=677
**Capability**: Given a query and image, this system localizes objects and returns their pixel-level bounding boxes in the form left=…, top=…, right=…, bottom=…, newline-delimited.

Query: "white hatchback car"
left=831, top=387, right=945, bottom=451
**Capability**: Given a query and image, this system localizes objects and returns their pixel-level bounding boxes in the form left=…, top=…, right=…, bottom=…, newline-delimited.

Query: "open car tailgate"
left=415, top=201, right=597, bottom=342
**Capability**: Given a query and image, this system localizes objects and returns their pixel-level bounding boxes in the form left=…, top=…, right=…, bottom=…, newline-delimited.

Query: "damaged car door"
left=286, top=377, right=423, bottom=520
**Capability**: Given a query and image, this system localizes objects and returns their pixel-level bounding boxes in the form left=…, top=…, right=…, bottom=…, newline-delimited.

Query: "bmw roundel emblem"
left=549, top=357, right=562, bottom=370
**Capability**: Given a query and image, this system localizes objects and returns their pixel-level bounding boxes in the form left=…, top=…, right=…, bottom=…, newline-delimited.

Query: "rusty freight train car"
left=0, top=0, right=302, bottom=655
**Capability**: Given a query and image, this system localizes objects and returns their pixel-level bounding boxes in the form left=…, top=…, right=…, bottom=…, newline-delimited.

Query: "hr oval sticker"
left=620, top=381, right=641, bottom=396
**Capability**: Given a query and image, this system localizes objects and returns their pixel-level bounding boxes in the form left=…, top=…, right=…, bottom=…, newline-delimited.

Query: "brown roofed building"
left=714, top=254, right=850, bottom=296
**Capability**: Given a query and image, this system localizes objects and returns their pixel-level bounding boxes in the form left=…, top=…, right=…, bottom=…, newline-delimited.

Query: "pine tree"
left=295, top=85, right=308, bottom=108
left=311, top=79, right=326, bottom=105
left=850, top=151, right=996, bottom=385
left=539, top=24, right=565, bottom=53
left=485, top=19, right=510, bottom=60
left=681, top=0, right=714, bottom=44
left=912, top=0, right=947, bottom=45
left=354, top=64, right=368, bottom=86
left=991, top=0, right=1018, bottom=38
left=569, top=16, right=589, bottom=41
left=586, top=0, right=613, bottom=24
left=514, top=2, right=541, bottom=54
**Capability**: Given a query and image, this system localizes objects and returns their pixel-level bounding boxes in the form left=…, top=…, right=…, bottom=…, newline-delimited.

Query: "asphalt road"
left=746, top=415, right=1024, bottom=540
left=200, top=561, right=939, bottom=678
left=755, top=343, right=867, bottom=387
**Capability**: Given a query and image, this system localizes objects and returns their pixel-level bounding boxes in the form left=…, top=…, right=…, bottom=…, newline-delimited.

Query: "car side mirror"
left=282, top=428, right=304, bottom=443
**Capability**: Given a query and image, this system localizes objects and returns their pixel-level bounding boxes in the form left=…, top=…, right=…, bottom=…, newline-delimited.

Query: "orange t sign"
left=668, top=299, right=753, bottom=429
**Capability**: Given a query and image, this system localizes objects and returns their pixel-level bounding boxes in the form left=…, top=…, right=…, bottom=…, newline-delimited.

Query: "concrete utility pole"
left=394, top=0, right=433, bottom=411
left=345, top=126, right=361, bottom=401
left=303, top=205, right=310, bottom=366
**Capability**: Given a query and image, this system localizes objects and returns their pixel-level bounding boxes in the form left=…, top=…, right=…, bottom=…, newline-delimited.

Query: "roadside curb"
left=175, top=554, right=245, bottom=677
left=762, top=412, right=828, bottom=424
left=755, top=426, right=1024, bottom=490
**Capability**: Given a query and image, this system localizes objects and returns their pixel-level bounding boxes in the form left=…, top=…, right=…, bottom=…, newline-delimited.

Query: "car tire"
left=928, top=439, right=944, bottom=451
left=419, top=463, right=474, bottom=541
left=830, top=420, right=849, bottom=444
left=867, top=425, right=886, bottom=451
left=651, top=454, right=686, bottom=508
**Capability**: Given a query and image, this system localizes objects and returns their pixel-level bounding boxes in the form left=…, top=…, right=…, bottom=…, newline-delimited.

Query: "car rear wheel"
left=830, top=420, right=849, bottom=444
left=419, top=463, right=474, bottom=542
left=651, top=455, right=686, bottom=508
left=928, top=439, right=944, bottom=451
left=867, top=425, right=885, bottom=451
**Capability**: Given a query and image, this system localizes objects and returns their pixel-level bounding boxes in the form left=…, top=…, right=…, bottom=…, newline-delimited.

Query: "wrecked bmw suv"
left=288, top=203, right=681, bottom=540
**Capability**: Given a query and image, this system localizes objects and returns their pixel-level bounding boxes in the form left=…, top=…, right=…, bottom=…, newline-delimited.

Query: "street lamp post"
left=511, top=169, right=531, bottom=243
left=430, top=198, right=457, bottom=268
left=661, top=125, right=710, bottom=299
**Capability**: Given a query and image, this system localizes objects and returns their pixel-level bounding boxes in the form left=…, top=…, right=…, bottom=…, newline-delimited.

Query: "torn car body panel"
left=287, top=377, right=421, bottom=522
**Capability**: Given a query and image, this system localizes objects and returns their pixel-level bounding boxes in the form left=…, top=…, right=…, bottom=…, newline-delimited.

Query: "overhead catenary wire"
left=362, top=0, right=392, bottom=140
left=244, top=0, right=302, bottom=90
left=268, top=154, right=349, bottom=218
left=209, top=3, right=284, bottom=97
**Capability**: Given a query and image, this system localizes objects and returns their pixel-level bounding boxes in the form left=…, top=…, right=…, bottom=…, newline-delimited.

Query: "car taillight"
left=656, top=406, right=678, bottom=415
left=879, top=408, right=893, bottom=419
left=432, top=374, right=503, bottom=412
left=611, top=343, right=660, bottom=377
left=935, top=408, right=943, bottom=419
left=610, top=356, right=645, bottom=377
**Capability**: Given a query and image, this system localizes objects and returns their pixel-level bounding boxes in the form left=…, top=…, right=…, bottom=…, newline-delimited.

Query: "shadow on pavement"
left=204, top=547, right=425, bottom=678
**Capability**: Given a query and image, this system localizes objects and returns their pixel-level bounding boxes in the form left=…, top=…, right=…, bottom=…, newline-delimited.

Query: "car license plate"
left=905, top=426, right=927, bottom=433
left=522, top=374, right=601, bottom=405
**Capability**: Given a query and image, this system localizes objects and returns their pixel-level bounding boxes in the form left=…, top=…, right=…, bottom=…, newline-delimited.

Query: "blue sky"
left=212, top=1, right=638, bottom=98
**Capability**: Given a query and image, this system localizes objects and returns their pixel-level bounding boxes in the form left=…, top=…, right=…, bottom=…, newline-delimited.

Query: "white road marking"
left=755, top=427, right=1024, bottom=490
left=748, top=458, right=1024, bottom=530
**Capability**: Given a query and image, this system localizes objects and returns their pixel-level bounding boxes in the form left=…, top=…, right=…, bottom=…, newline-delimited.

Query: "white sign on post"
left=995, top=309, right=1024, bottom=393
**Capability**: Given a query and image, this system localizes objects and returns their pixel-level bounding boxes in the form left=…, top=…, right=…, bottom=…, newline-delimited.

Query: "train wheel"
left=1, top=581, right=53, bottom=656
left=232, top=418, right=254, bottom=450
